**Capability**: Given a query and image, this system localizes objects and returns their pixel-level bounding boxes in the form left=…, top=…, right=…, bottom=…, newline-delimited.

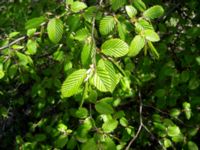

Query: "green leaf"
left=34, top=134, right=47, bottom=142
left=81, top=42, right=94, bottom=67
left=0, top=63, right=5, bottom=79
left=25, top=16, right=45, bottom=30
left=8, top=65, right=18, bottom=79
left=119, top=117, right=128, bottom=127
left=53, top=50, right=64, bottom=62
left=71, top=1, right=87, bottom=13
left=98, top=59, right=120, bottom=92
left=102, top=137, right=116, bottom=150
left=27, top=28, right=36, bottom=37
left=101, top=39, right=129, bottom=57
left=66, top=0, right=73, bottom=5
left=26, top=39, right=37, bottom=55
left=135, top=19, right=154, bottom=33
left=164, top=138, right=172, bottom=148
left=167, top=126, right=181, bottom=137
left=111, top=0, right=126, bottom=11
left=188, top=141, right=199, bottom=150
left=74, top=28, right=90, bottom=41
left=83, top=6, right=101, bottom=23
left=0, top=106, right=8, bottom=118
left=95, top=101, right=114, bottom=115
left=148, top=41, right=159, bottom=59
left=133, top=0, right=146, bottom=12
left=76, top=118, right=92, bottom=142
left=180, top=71, right=190, bottom=82
left=47, top=18, right=64, bottom=44
left=172, top=134, right=184, bottom=143
left=9, top=32, right=20, bottom=38
left=143, top=5, right=164, bottom=19
left=188, top=77, right=199, bottom=90
left=102, top=118, right=118, bottom=133
left=183, top=102, right=191, bottom=120
left=196, top=56, right=200, bottom=65
left=128, top=35, right=145, bottom=57
left=117, top=22, right=126, bottom=41
left=15, top=51, right=33, bottom=66
left=54, top=135, right=68, bottom=148
left=12, top=45, right=24, bottom=50
left=82, top=138, right=98, bottom=150
left=75, top=107, right=88, bottom=118
left=170, top=108, right=181, bottom=118
left=61, top=69, right=87, bottom=98
left=125, top=5, right=137, bottom=18
left=91, top=67, right=112, bottom=92
left=144, top=30, right=160, bottom=42
left=57, top=123, right=68, bottom=132
left=99, top=16, right=115, bottom=35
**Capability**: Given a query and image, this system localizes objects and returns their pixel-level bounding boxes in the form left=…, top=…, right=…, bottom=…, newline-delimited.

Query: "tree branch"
left=125, top=91, right=143, bottom=150
left=125, top=91, right=166, bottom=150
left=0, top=32, right=40, bottom=51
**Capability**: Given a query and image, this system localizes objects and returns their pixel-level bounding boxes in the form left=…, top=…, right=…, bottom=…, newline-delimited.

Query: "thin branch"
left=143, top=104, right=195, bottom=128
left=143, top=125, right=166, bottom=150
left=158, top=2, right=182, bottom=22
left=0, top=32, right=40, bottom=51
left=125, top=91, right=167, bottom=150
left=125, top=91, right=143, bottom=150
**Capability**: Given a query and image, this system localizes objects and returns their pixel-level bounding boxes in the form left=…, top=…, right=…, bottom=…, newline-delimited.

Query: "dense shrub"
left=0, top=0, right=199, bottom=149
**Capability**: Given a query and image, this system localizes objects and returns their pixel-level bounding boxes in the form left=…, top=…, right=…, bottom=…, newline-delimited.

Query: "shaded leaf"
left=133, top=0, right=146, bottom=12
left=54, top=135, right=68, bottom=148
left=188, top=141, right=198, bottom=150
left=25, top=16, right=45, bottom=29
left=82, top=138, right=98, bottom=150
left=111, top=0, right=126, bottom=11
left=95, top=101, right=114, bottom=115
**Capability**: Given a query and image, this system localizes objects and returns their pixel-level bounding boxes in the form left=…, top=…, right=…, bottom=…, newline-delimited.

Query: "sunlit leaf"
left=167, top=126, right=181, bottom=137
left=61, top=69, right=87, bottom=98
left=128, top=35, right=145, bottom=57
left=143, top=5, right=164, bottom=19
left=71, top=1, right=87, bottom=13
left=99, top=16, right=115, bottom=35
left=125, top=5, right=137, bottom=18
left=101, top=39, right=129, bottom=57
left=144, top=30, right=160, bottom=42
left=95, top=101, right=114, bottom=115
left=47, top=18, right=63, bottom=44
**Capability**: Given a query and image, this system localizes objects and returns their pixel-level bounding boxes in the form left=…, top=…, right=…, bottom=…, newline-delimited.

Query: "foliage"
left=0, top=0, right=199, bottom=149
